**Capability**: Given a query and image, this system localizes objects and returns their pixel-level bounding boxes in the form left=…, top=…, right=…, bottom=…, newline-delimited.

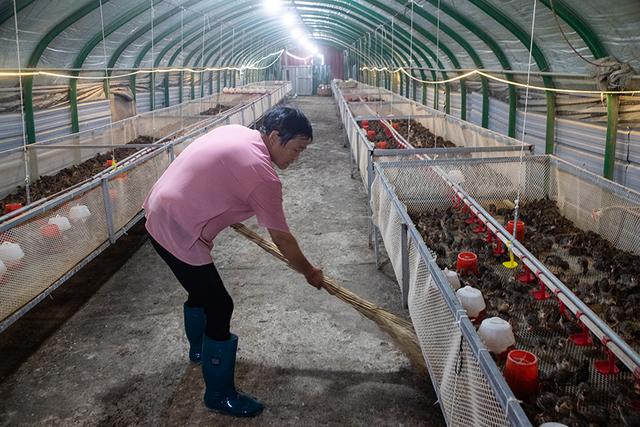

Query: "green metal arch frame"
left=226, top=24, right=397, bottom=73
left=161, top=7, right=272, bottom=105
left=294, top=8, right=441, bottom=88
left=537, top=0, right=616, bottom=179
left=129, top=2, right=269, bottom=108
left=413, top=0, right=518, bottom=137
left=132, top=0, right=446, bottom=109
left=210, top=21, right=404, bottom=89
left=12, top=0, right=611, bottom=151
left=466, top=0, right=556, bottom=153
left=224, top=23, right=400, bottom=86
left=186, top=8, right=426, bottom=102
left=387, top=0, right=497, bottom=129
left=59, top=0, right=463, bottom=121
left=539, top=0, right=606, bottom=58
left=218, top=21, right=432, bottom=98
left=0, top=0, right=35, bottom=27
left=192, top=3, right=430, bottom=74
left=106, top=0, right=205, bottom=72
left=217, top=17, right=412, bottom=70
left=22, top=0, right=112, bottom=143
left=224, top=25, right=401, bottom=72
left=68, top=0, right=161, bottom=133
left=213, top=2, right=448, bottom=99
left=357, top=0, right=465, bottom=114
left=232, top=34, right=386, bottom=90
left=293, top=17, right=433, bottom=92
left=215, top=26, right=399, bottom=93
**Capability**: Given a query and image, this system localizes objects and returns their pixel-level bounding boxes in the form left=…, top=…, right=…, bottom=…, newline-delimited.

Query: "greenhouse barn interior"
left=0, top=0, right=639, bottom=426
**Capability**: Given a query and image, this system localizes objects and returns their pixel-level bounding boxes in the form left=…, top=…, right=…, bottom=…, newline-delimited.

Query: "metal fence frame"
left=0, top=82, right=292, bottom=333
left=374, top=161, right=532, bottom=427
left=372, top=153, right=640, bottom=427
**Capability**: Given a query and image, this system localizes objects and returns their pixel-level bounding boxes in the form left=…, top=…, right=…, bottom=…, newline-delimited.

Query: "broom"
left=231, top=223, right=427, bottom=374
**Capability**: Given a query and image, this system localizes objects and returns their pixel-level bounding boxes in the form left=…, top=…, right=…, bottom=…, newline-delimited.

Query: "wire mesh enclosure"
left=332, top=80, right=533, bottom=195
left=371, top=161, right=531, bottom=427
left=372, top=155, right=640, bottom=426
left=0, top=82, right=292, bottom=331
left=0, top=87, right=279, bottom=199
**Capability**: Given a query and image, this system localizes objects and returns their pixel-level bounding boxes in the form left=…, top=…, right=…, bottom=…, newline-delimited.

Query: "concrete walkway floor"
left=0, top=96, right=445, bottom=426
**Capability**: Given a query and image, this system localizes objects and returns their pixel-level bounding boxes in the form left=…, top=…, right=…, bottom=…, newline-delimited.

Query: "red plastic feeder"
left=360, top=120, right=369, bottom=129
left=531, top=276, right=550, bottom=300
left=375, top=141, right=388, bottom=150
left=367, top=130, right=377, bottom=141
left=4, top=203, right=23, bottom=214
left=594, top=338, right=620, bottom=375
left=383, top=127, right=393, bottom=137
left=493, top=239, right=506, bottom=256
left=569, top=312, right=594, bottom=346
left=517, top=260, right=536, bottom=284
left=392, top=122, right=400, bottom=130
left=40, top=223, right=62, bottom=238
left=105, top=159, right=116, bottom=168
left=457, top=252, right=479, bottom=276
left=554, top=289, right=569, bottom=319
left=506, top=220, right=525, bottom=241
left=504, top=350, right=539, bottom=401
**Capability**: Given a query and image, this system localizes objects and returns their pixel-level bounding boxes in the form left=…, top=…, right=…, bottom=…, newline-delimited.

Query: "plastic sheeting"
left=1, top=0, right=639, bottom=78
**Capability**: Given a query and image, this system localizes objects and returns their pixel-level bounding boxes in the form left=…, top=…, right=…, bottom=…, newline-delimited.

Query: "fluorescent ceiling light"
left=263, top=0, right=281, bottom=14
left=283, top=13, right=295, bottom=27
left=291, top=27, right=302, bottom=39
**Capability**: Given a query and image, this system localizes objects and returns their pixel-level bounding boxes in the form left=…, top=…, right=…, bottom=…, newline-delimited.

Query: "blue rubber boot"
left=202, top=334, right=264, bottom=417
left=183, top=304, right=206, bottom=363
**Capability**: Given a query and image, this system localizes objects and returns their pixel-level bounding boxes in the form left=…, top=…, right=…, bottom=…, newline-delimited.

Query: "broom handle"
left=230, top=223, right=413, bottom=330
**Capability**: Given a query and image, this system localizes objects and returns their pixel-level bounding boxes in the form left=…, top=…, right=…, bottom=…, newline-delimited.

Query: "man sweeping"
left=143, top=106, right=329, bottom=417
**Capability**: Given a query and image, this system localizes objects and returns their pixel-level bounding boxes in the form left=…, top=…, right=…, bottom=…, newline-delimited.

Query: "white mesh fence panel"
left=0, top=184, right=108, bottom=321
left=357, top=133, right=369, bottom=189
left=551, top=158, right=640, bottom=256
left=375, top=156, right=640, bottom=421
left=371, top=165, right=513, bottom=427
left=108, top=152, right=170, bottom=231
left=0, top=83, right=290, bottom=326
left=370, top=174, right=404, bottom=291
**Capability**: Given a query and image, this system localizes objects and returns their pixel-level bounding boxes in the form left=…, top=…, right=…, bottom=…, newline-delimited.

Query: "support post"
left=401, top=222, right=409, bottom=309
left=163, top=73, right=170, bottom=107
left=70, top=79, right=80, bottom=132
left=545, top=92, right=556, bottom=154
left=603, top=94, right=620, bottom=180
left=101, top=178, right=116, bottom=244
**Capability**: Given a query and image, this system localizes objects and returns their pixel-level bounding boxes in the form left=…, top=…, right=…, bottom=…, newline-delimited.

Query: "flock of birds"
left=410, top=197, right=640, bottom=426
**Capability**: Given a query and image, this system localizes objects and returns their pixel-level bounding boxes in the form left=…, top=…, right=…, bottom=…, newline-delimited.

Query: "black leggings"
left=149, top=235, right=233, bottom=341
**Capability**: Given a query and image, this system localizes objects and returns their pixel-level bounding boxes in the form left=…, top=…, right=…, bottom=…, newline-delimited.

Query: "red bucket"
left=504, top=350, right=538, bottom=401
left=506, top=220, right=525, bottom=241
left=4, top=203, right=22, bottom=214
left=456, top=252, right=478, bottom=276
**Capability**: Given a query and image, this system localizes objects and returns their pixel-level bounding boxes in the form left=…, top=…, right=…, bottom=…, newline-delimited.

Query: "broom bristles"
left=231, top=223, right=427, bottom=373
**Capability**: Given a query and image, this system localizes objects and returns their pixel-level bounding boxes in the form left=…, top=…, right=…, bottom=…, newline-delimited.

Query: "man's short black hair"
left=260, top=106, right=313, bottom=145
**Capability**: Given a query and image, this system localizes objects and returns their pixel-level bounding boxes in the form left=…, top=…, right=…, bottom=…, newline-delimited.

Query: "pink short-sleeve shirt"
left=143, top=124, right=289, bottom=265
